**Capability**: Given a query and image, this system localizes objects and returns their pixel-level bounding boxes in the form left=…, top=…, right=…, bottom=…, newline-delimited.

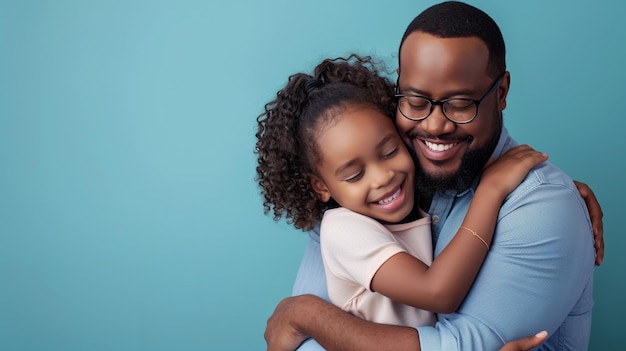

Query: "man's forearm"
left=284, top=295, right=421, bottom=351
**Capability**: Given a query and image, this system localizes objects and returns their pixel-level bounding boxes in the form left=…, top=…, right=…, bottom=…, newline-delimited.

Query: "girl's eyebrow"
left=375, top=134, right=396, bottom=148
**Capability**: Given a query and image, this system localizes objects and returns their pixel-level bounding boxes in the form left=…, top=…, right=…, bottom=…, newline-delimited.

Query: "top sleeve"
left=320, top=209, right=406, bottom=289
left=417, top=174, right=595, bottom=350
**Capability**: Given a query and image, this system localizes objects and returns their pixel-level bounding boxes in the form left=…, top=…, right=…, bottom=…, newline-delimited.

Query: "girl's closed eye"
left=343, top=169, right=365, bottom=183
left=383, top=146, right=399, bottom=159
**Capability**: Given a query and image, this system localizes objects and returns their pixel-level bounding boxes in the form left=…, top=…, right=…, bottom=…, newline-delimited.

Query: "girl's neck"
left=378, top=197, right=424, bottom=225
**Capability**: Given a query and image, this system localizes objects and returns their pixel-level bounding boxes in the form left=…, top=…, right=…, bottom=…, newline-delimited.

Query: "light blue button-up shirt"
left=292, top=127, right=595, bottom=350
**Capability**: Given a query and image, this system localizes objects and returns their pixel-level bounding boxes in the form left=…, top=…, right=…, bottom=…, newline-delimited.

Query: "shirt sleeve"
left=417, top=173, right=595, bottom=350
left=292, top=225, right=330, bottom=301
left=296, top=338, right=327, bottom=351
left=291, top=226, right=330, bottom=351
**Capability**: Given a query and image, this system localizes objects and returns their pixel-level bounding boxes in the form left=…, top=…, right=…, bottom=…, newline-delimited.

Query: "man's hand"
left=265, top=294, right=422, bottom=351
left=574, top=181, right=604, bottom=265
left=265, top=296, right=310, bottom=351
left=499, top=331, right=548, bottom=351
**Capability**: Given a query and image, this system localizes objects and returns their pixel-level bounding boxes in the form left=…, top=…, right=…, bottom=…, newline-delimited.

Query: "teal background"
left=0, top=0, right=623, bottom=350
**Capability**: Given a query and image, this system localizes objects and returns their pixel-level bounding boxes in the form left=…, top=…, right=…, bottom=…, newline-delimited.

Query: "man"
left=265, top=2, right=603, bottom=350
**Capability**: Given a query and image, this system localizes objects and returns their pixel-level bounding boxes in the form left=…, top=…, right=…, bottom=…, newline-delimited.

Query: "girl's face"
left=310, top=106, right=415, bottom=224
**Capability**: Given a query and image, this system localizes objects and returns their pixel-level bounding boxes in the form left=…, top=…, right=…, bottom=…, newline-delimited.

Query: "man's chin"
left=416, top=154, right=485, bottom=197
left=419, top=162, right=459, bottom=180
left=416, top=170, right=470, bottom=198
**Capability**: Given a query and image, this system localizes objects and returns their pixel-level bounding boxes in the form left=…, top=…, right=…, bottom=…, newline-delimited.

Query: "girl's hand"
left=480, top=145, right=548, bottom=197
left=499, top=331, right=548, bottom=351
left=573, top=180, right=604, bottom=265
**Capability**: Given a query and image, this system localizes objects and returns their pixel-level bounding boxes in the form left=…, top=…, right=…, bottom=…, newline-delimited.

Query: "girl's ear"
left=310, top=175, right=331, bottom=203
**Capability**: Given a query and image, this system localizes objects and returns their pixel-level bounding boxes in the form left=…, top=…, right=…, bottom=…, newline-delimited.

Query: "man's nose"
left=419, top=105, right=456, bottom=136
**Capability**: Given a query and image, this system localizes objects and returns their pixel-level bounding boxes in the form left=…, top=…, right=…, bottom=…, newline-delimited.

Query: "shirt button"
left=432, top=215, right=440, bottom=224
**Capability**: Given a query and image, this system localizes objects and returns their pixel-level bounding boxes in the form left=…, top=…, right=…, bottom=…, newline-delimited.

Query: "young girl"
left=255, top=55, right=547, bottom=327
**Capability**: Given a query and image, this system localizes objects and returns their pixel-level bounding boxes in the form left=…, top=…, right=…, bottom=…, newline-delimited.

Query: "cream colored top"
left=320, top=207, right=436, bottom=327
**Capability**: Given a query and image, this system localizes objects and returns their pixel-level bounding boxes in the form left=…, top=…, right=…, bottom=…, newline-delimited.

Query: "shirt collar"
left=491, top=126, right=516, bottom=161
left=450, top=126, right=516, bottom=198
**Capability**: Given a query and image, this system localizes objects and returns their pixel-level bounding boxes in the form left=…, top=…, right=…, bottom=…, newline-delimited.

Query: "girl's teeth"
left=379, top=188, right=401, bottom=204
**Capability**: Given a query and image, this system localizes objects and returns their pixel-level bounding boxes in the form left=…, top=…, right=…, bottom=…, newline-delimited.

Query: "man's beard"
left=414, top=119, right=502, bottom=199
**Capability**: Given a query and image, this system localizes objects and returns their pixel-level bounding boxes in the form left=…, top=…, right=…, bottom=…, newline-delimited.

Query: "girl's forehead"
left=317, top=107, right=397, bottom=150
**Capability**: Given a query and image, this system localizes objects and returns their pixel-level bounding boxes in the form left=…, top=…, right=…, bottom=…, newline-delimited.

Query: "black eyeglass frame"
left=395, top=74, right=504, bottom=124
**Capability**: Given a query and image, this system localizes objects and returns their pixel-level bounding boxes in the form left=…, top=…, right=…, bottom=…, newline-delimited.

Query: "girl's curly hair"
left=254, top=54, right=396, bottom=231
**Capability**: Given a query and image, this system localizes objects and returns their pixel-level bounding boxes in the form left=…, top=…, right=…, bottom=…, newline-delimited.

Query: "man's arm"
left=265, top=294, right=420, bottom=351
left=269, top=229, right=552, bottom=351
left=265, top=295, right=547, bottom=351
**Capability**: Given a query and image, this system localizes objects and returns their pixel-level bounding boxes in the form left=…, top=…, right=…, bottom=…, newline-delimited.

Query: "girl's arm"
left=573, top=180, right=604, bottom=265
left=371, top=145, right=547, bottom=313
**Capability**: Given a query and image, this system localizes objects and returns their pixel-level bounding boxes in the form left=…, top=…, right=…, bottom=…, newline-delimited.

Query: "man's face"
left=395, top=31, right=509, bottom=196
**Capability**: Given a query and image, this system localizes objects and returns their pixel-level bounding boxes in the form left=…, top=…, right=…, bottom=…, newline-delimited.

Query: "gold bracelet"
left=460, top=226, right=490, bottom=250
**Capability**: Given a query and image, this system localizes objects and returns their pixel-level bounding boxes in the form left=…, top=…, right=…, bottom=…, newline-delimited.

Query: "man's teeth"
left=425, top=141, right=456, bottom=151
left=379, top=188, right=401, bottom=204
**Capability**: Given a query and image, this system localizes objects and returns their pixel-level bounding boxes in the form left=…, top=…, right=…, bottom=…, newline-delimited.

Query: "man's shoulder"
left=511, top=160, right=578, bottom=197
left=499, top=131, right=577, bottom=192
left=501, top=160, right=590, bottom=228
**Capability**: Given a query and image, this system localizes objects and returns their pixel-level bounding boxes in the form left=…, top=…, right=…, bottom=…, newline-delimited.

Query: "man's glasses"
left=395, top=75, right=503, bottom=124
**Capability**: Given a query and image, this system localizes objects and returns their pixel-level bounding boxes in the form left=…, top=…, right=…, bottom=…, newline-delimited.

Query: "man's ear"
left=310, top=175, right=331, bottom=203
left=498, top=71, right=511, bottom=111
